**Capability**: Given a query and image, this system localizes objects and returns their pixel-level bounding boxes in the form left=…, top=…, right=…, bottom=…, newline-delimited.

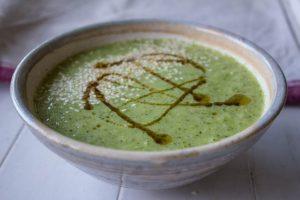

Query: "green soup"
left=34, top=38, right=264, bottom=151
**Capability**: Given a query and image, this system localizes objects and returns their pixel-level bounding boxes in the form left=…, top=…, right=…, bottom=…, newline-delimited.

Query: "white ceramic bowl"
left=11, top=20, right=286, bottom=190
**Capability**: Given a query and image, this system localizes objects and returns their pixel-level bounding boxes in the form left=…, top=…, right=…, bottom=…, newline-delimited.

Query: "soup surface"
left=34, top=38, right=264, bottom=151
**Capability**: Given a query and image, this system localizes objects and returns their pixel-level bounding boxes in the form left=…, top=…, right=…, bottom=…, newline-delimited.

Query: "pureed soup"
left=34, top=38, right=264, bottom=151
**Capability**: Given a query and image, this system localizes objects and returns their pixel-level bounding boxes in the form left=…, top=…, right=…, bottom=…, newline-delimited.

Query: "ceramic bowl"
left=11, top=20, right=286, bottom=190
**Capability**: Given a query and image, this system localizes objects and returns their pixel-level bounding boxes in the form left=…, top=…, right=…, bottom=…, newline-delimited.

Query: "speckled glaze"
left=11, top=20, right=286, bottom=190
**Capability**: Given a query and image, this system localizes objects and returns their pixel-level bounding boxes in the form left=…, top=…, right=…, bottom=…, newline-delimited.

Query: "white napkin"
left=1, top=0, right=299, bottom=81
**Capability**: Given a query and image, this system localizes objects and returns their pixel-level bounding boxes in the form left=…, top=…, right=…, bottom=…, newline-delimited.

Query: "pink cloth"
left=287, top=80, right=300, bottom=105
left=0, top=63, right=14, bottom=83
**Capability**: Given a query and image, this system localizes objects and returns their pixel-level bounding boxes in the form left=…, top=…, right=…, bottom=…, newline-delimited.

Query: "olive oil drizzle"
left=95, top=53, right=206, bottom=72
left=142, top=76, right=207, bottom=127
left=93, top=86, right=172, bottom=144
left=121, top=77, right=200, bottom=107
left=103, top=78, right=144, bottom=90
left=142, top=53, right=206, bottom=72
left=134, top=61, right=210, bottom=104
left=99, top=72, right=177, bottom=99
left=131, top=95, right=250, bottom=107
left=82, top=52, right=251, bottom=144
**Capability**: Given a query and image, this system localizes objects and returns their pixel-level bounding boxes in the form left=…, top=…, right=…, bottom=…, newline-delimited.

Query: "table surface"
left=1, top=0, right=300, bottom=199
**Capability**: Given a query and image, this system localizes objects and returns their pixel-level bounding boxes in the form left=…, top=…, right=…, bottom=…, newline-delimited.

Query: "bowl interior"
left=25, top=23, right=274, bottom=114
left=12, top=21, right=286, bottom=159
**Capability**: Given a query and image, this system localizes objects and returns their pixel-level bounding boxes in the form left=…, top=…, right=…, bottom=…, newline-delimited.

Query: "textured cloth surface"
left=0, top=0, right=299, bottom=81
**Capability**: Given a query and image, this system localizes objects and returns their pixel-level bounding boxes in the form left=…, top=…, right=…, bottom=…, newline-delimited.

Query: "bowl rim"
left=10, top=19, right=287, bottom=161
